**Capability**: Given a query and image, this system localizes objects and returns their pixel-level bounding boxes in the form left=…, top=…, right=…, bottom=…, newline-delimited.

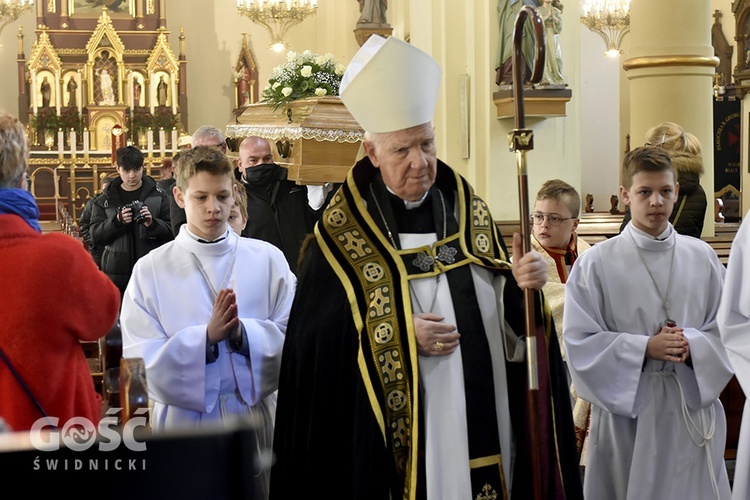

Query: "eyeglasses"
left=530, top=212, right=576, bottom=226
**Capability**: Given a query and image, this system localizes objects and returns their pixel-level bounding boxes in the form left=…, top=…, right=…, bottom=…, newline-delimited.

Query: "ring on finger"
left=435, top=341, right=444, bottom=351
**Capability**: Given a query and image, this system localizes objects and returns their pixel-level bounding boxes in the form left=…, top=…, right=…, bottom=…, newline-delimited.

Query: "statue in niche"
left=536, top=0, right=566, bottom=87
left=156, top=76, right=168, bottom=107
left=97, top=69, right=116, bottom=106
left=495, top=0, right=540, bottom=86
left=40, top=77, right=52, bottom=108
left=95, top=50, right=118, bottom=105
left=357, top=0, right=388, bottom=25
left=133, top=79, right=142, bottom=107
left=66, top=77, right=78, bottom=108
left=235, top=61, right=251, bottom=107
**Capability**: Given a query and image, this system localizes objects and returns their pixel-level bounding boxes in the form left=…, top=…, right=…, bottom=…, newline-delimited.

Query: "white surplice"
left=718, top=214, right=750, bottom=500
left=121, top=225, right=296, bottom=432
left=563, top=223, right=732, bottom=500
left=401, top=231, right=517, bottom=500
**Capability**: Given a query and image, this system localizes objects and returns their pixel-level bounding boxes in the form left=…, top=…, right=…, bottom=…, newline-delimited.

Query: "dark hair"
left=621, top=146, right=676, bottom=189
left=116, top=146, right=145, bottom=171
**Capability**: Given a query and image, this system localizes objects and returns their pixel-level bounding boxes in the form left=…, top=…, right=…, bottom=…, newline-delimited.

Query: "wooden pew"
left=102, top=319, right=123, bottom=410
left=497, top=216, right=738, bottom=265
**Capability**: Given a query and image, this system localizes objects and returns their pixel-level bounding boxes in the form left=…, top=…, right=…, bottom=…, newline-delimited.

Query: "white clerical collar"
left=630, top=223, right=673, bottom=241
left=384, top=185, right=429, bottom=209
left=185, top=226, right=230, bottom=244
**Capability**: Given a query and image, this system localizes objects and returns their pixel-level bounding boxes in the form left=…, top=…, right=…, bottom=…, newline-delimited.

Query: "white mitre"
left=339, top=35, right=442, bottom=133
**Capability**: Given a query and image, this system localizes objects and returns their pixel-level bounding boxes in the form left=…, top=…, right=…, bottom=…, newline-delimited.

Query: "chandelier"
left=237, top=0, right=318, bottom=53
left=0, top=0, right=33, bottom=47
left=580, top=0, right=630, bottom=57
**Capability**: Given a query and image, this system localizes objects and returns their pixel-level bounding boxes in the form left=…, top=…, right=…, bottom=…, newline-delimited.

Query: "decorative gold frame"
left=68, top=0, right=136, bottom=18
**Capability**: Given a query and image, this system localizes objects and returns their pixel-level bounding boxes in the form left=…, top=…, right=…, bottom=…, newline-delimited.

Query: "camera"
left=122, top=200, right=147, bottom=225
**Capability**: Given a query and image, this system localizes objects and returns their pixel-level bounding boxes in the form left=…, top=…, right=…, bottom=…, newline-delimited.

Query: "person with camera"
left=89, top=145, right=173, bottom=297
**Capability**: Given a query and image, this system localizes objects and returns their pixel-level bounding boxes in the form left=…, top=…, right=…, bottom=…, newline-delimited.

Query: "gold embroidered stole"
left=314, top=160, right=510, bottom=498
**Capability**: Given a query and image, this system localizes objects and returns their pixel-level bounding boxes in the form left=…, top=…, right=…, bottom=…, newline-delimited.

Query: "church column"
left=623, top=0, right=717, bottom=236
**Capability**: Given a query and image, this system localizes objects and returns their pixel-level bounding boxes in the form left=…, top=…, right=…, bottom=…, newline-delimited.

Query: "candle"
left=171, top=128, right=178, bottom=153
left=58, top=129, right=64, bottom=159
left=147, top=128, right=154, bottom=156
left=70, top=129, right=76, bottom=156
left=159, top=128, right=166, bottom=157
left=83, top=128, right=89, bottom=157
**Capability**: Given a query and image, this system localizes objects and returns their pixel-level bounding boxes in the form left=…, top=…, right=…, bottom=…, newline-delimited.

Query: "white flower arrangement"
left=261, top=50, right=347, bottom=110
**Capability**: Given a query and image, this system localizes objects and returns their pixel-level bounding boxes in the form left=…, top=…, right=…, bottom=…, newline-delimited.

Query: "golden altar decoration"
left=225, top=96, right=363, bottom=185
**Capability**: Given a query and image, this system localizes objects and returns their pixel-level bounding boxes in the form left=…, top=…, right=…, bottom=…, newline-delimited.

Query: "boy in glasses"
left=530, top=179, right=590, bottom=349
left=528, top=179, right=591, bottom=468
left=563, top=146, right=731, bottom=499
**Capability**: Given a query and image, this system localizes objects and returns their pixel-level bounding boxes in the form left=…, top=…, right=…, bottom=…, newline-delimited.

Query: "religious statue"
left=495, top=0, right=540, bottom=86
left=40, top=77, right=52, bottom=108
left=98, top=69, right=116, bottom=106
left=585, top=193, right=594, bottom=213
left=133, top=79, right=142, bottom=107
left=66, top=77, right=78, bottom=108
left=536, top=0, right=566, bottom=86
left=156, top=76, right=168, bottom=107
left=357, top=0, right=388, bottom=25
left=610, top=194, right=619, bottom=215
left=235, top=62, right=251, bottom=107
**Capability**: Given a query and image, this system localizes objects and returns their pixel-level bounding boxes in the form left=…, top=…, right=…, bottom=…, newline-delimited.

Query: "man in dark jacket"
left=78, top=173, right=117, bottom=268
left=89, top=146, right=172, bottom=296
left=236, top=136, right=335, bottom=274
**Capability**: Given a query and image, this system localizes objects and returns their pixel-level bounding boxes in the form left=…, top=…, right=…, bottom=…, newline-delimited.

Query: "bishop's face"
left=364, top=122, right=438, bottom=202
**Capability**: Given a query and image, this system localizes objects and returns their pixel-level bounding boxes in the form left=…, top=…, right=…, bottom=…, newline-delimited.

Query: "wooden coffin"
left=226, top=96, right=364, bottom=185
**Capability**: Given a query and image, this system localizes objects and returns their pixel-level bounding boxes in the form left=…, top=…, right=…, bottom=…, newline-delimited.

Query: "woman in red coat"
left=0, top=110, right=120, bottom=432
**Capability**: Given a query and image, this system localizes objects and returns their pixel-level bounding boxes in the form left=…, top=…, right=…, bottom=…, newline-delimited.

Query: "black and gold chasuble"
left=269, top=158, right=583, bottom=500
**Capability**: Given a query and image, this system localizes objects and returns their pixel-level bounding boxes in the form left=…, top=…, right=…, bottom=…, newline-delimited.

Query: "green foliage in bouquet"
left=261, top=50, right=346, bottom=110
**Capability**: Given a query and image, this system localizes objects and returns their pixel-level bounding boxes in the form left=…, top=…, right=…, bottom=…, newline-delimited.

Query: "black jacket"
left=78, top=194, right=105, bottom=268
left=89, top=175, right=173, bottom=294
left=236, top=164, right=336, bottom=274
left=619, top=150, right=707, bottom=238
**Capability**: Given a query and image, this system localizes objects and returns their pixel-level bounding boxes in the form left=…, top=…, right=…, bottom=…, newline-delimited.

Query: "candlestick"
left=159, top=128, right=166, bottom=157
left=147, top=128, right=154, bottom=158
left=58, top=129, right=64, bottom=160
left=70, top=129, right=77, bottom=158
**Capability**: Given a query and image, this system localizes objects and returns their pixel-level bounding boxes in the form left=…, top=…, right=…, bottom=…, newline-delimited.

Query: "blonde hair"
left=645, top=122, right=702, bottom=156
left=535, top=179, right=580, bottom=217
left=233, top=178, right=248, bottom=222
left=0, top=110, right=28, bottom=188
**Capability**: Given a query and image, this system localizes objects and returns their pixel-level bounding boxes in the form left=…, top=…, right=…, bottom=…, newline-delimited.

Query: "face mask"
left=244, top=163, right=278, bottom=188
